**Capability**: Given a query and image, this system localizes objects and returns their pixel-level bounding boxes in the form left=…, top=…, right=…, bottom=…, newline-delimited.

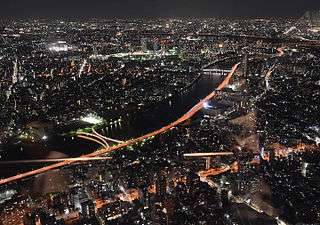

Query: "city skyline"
left=0, top=4, right=320, bottom=225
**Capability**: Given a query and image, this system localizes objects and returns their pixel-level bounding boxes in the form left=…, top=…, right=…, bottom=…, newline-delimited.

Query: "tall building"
left=0, top=21, right=5, bottom=43
left=81, top=200, right=95, bottom=219
left=186, top=171, right=200, bottom=194
left=12, top=58, right=18, bottom=84
left=0, top=23, right=4, bottom=33
left=243, top=53, right=248, bottom=79
left=155, top=171, right=167, bottom=201
left=153, top=39, right=159, bottom=52
left=141, top=38, right=148, bottom=52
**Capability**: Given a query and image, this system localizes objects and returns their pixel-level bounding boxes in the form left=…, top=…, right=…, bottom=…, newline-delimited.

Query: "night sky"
left=1, top=0, right=320, bottom=18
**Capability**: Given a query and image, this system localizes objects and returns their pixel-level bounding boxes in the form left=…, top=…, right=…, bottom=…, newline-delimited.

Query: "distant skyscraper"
left=92, top=46, right=98, bottom=55
left=141, top=38, right=148, bottom=52
left=243, top=53, right=248, bottom=79
left=153, top=39, right=159, bottom=52
left=155, top=171, right=167, bottom=201
left=0, top=21, right=4, bottom=33
left=0, top=21, right=6, bottom=44
left=12, top=58, right=18, bottom=84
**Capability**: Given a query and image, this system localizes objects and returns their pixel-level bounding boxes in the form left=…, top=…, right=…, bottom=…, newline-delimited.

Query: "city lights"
left=80, top=114, right=103, bottom=125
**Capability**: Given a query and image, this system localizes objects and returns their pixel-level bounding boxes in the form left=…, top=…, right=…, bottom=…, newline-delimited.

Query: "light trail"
left=0, top=157, right=112, bottom=164
left=76, top=134, right=109, bottom=149
left=183, top=152, right=234, bottom=157
left=77, top=131, right=110, bottom=148
left=92, top=128, right=124, bottom=144
left=0, top=62, right=240, bottom=185
left=254, top=47, right=285, bottom=102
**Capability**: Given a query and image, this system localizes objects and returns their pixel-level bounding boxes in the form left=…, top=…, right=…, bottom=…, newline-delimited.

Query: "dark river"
left=0, top=60, right=235, bottom=178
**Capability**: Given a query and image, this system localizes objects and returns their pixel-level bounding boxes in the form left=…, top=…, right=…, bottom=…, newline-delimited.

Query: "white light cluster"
left=80, top=114, right=103, bottom=124
left=48, top=41, right=72, bottom=52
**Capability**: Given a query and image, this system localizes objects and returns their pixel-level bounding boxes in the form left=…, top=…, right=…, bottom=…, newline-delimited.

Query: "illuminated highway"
left=0, top=62, right=240, bottom=185
left=0, top=47, right=286, bottom=185
left=198, top=165, right=231, bottom=178
left=91, top=128, right=124, bottom=144
left=183, top=152, right=234, bottom=157
left=77, top=131, right=110, bottom=149
left=0, top=47, right=286, bottom=186
left=77, top=129, right=124, bottom=149
left=0, top=157, right=112, bottom=165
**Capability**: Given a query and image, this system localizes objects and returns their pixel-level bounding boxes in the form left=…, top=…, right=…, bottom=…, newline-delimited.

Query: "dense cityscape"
left=0, top=6, right=320, bottom=225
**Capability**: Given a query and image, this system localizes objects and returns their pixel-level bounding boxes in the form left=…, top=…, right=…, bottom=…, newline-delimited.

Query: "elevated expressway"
left=0, top=47, right=286, bottom=186
left=0, top=62, right=240, bottom=185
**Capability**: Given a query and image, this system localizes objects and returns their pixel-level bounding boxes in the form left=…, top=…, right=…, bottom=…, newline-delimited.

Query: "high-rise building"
left=155, top=171, right=167, bottom=201
left=23, top=212, right=36, bottom=225
left=81, top=200, right=95, bottom=219
left=141, top=38, right=148, bottom=52
left=12, top=58, right=18, bottom=84
left=186, top=171, right=200, bottom=194
left=153, top=39, right=159, bottom=52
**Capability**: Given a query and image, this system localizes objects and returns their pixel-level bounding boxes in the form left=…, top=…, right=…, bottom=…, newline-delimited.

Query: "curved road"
left=0, top=47, right=286, bottom=185
left=0, top=62, right=240, bottom=185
